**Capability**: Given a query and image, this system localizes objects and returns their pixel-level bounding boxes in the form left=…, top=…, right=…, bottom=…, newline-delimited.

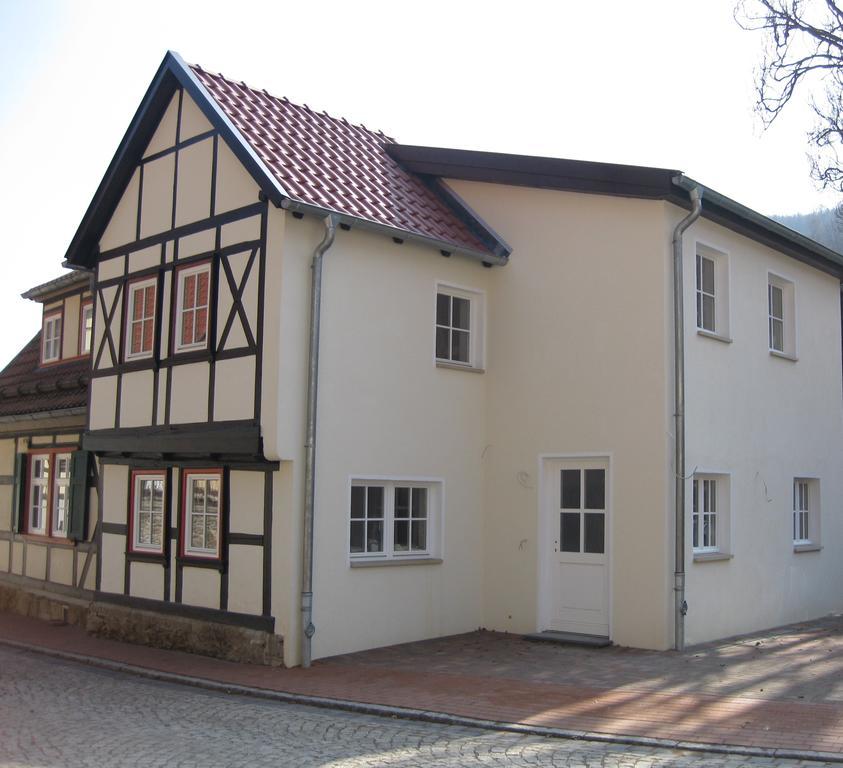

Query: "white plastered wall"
left=681, top=213, right=843, bottom=644
left=449, top=180, right=674, bottom=651
left=275, top=214, right=490, bottom=662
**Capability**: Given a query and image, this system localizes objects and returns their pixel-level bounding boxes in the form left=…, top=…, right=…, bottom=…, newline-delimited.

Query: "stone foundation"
left=0, top=577, right=283, bottom=666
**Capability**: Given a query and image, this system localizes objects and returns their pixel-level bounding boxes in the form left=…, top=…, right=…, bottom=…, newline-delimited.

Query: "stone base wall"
left=86, top=602, right=283, bottom=666
left=0, top=576, right=283, bottom=666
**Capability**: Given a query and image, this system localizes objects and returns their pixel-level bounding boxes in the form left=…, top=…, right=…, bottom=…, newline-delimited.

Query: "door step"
left=524, top=631, right=611, bottom=648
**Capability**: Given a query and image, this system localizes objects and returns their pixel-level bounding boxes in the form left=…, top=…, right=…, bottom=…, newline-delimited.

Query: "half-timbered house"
left=0, top=271, right=98, bottom=609
left=30, top=50, right=843, bottom=666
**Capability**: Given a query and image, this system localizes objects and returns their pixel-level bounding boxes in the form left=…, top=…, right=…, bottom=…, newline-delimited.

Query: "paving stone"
left=0, top=646, right=838, bottom=768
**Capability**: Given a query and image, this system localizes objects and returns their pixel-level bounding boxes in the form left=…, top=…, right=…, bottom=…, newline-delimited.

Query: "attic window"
left=41, top=312, right=62, bottom=364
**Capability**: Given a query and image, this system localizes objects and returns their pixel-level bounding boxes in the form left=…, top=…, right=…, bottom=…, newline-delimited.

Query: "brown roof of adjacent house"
left=191, top=66, right=491, bottom=255
left=0, top=334, right=89, bottom=419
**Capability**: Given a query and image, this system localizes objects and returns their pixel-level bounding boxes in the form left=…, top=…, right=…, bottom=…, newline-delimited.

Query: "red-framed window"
left=25, top=450, right=72, bottom=538
left=41, top=311, right=63, bottom=364
left=174, top=262, right=211, bottom=353
left=180, top=469, right=223, bottom=560
left=125, top=277, right=156, bottom=360
left=79, top=299, right=94, bottom=356
left=128, top=470, right=166, bottom=555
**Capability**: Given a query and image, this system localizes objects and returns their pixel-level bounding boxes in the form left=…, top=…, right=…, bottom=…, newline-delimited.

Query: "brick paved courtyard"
left=0, top=645, right=837, bottom=768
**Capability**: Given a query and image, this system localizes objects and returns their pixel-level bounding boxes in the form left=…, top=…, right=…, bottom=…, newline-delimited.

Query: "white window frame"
left=793, top=477, right=820, bottom=548
left=80, top=301, right=94, bottom=355
left=50, top=453, right=71, bottom=537
left=131, top=471, right=166, bottom=554
left=694, top=243, right=730, bottom=341
left=125, top=277, right=157, bottom=361
left=41, top=312, right=62, bottom=364
left=348, top=476, right=443, bottom=562
left=28, top=454, right=50, bottom=535
left=174, top=262, right=212, bottom=353
left=182, top=470, right=222, bottom=560
left=434, top=282, right=485, bottom=370
left=692, top=472, right=731, bottom=555
left=768, top=273, right=796, bottom=359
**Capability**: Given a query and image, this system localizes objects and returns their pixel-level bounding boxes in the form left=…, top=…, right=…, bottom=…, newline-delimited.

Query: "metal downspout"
left=301, top=214, right=338, bottom=669
left=672, top=186, right=702, bottom=652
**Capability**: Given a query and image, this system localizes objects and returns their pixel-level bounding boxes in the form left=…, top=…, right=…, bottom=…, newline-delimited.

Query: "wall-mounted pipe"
left=301, top=214, right=338, bottom=669
left=672, top=185, right=702, bottom=653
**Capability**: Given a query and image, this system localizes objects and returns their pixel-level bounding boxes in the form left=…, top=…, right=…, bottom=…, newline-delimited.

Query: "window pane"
left=435, top=327, right=450, bottom=359
left=183, top=275, right=196, bottom=309
left=393, top=520, right=409, bottom=551
left=139, top=511, right=151, bottom=544
left=560, top=512, right=580, bottom=553
left=205, top=515, right=218, bottom=551
left=195, top=307, right=208, bottom=343
left=394, top=487, right=410, bottom=518
left=771, top=318, right=783, bottom=350
left=584, top=512, right=605, bottom=554
left=191, top=515, right=204, bottom=548
left=412, top=487, right=427, bottom=518
left=192, top=481, right=206, bottom=514
left=206, top=480, right=219, bottom=515
left=366, top=520, right=383, bottom=552
left=452, top=297, right=471, bottom=330
left=412, top=520, right=427, bottom=551
left=702, top=295, right=715, bottom=331
left=770, top=284, right=783, bottom=318
left=561, top=470, right=580, bottom=509
left=367, top=486, right=384, bottom=518
left=152, top=480, right=164, bottom=512
left=451, top=329, right=470, bottom=363
left=151, top=511, right=163, bottom=546
left=584, top=469, right=605, bottom=509
left=197, top=271, right=209, bottom=306
left=350, top=486, right=365, bottom=518
left=436, top=293, right=450, bottom=326
left=350, top=520, right=365, bottom=552
left=701, top=256, right=715, bottom=294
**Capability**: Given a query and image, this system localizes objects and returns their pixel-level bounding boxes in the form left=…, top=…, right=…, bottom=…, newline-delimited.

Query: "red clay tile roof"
left=0, top=334, right=89, bottom=419
left=192, top=66, right=489, bottom=254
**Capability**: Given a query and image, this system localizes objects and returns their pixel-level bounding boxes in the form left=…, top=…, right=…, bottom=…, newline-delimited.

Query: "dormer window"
left=41, top=313, right=62, bottom=364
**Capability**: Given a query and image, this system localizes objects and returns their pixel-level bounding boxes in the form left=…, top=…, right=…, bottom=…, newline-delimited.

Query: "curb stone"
left=1, top=637, right=840, bottom=765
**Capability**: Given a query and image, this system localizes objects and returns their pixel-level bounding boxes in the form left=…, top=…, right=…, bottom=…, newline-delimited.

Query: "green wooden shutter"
left=12, top=453, right=27, bottom=533
left=67, top=450, right=91, bottom=542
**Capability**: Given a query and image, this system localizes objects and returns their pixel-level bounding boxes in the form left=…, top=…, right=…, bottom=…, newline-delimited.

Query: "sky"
left=0, top=0, right=839, bottom=367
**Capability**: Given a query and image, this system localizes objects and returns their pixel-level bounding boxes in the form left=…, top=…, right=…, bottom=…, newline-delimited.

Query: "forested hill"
left=773, top=207, right=843, bottom=254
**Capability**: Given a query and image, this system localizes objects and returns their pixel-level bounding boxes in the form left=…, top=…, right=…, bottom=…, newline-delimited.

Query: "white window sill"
left=693, top=551, right=733, bottom=563
left=793, top=543, right=822, bottom=553
left=769, top=349, right=798, bottom=362
left=696, top=329, right=732, bottom=344
left=436, top=360, right=484, bottom=374
left=350, top=557, right=443, bottom=568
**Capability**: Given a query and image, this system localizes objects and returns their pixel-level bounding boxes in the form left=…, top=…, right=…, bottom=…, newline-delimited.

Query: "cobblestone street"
left=0, top=646, right=836, bottom=768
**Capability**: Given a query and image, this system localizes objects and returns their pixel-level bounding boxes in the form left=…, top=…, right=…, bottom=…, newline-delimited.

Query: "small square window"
left=349, top=479, right=441, bottom=561
left=692, top=473, right=730, bottom=555
left=793, top=478, right=820, bottom=547
left=41, top=312, right=62, bottom=364
left=768, top=274, right=796, bottom=358
left=181, top=470, right=222, bottom=560
left=125, top=278, right=157, bottom=360
left=695, top=245, right=730, bottom=339
left=175, top=263, right=211, bottom=353
left=435, top=284, right=484, bottom=369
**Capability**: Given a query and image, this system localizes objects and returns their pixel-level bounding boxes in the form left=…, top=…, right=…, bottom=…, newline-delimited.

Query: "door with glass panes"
left=542, top=458, right=609, bottom=637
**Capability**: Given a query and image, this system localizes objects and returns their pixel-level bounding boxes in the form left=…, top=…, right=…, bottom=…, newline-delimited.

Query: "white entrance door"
left=540, top=458, right=610, bottom=638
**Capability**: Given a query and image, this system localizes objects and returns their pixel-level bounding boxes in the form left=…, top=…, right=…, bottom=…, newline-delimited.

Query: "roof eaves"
left=21, top=270, right=91, bottom=301
left=280, top=198, right=508, bottom=266
left=673, top=174, right=843, bottom=278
